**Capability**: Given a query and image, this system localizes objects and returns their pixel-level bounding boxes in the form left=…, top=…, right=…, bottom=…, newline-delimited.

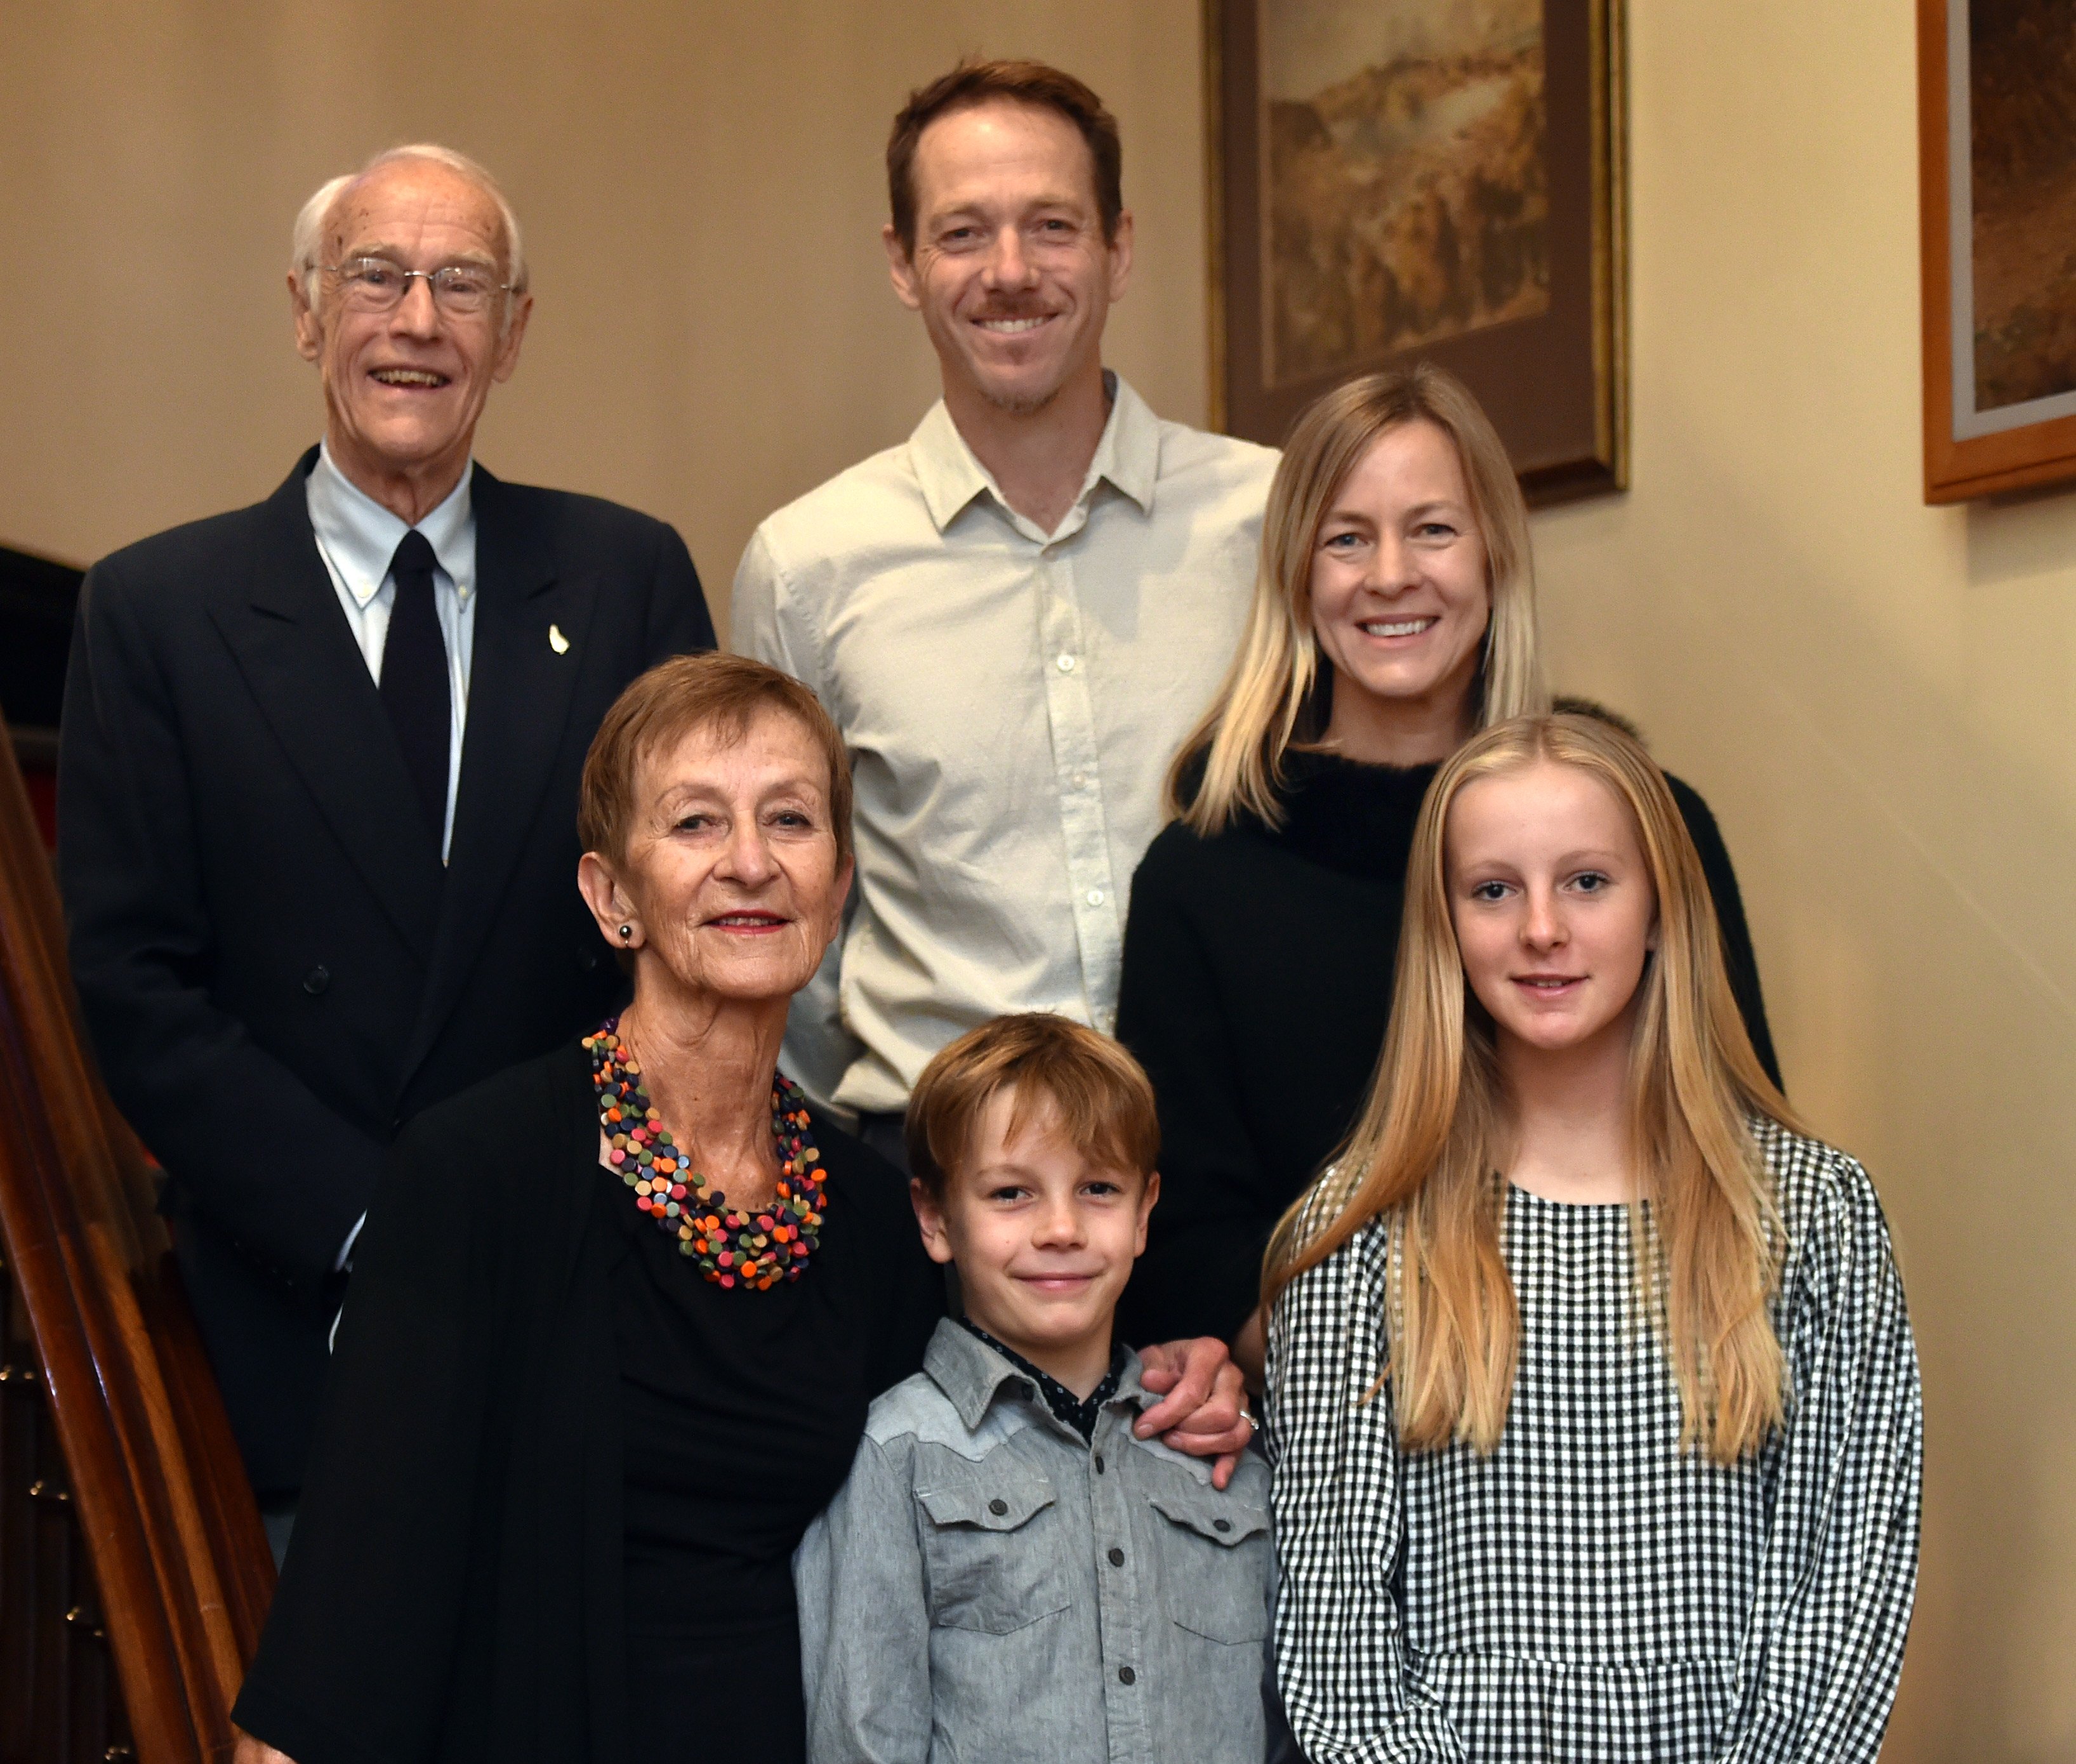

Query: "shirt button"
left=1056, top=653, right=1076, bottom=673
left=988, top=1498, right=1008, bottom=1516
left=1085, top=888, right=1104, bottom=907
left=1071, top=770, right=1088, bottom=789
left=1093, top=1453, right=1105, bottom=1473
left=1213, top=1518, right=1233, bottom=1533
left=303, top=966, right=331, bottom=995
left=1117, top=1666, right=1136, bottom=1685
left=1107, top=1546, right=1125, bottom=1567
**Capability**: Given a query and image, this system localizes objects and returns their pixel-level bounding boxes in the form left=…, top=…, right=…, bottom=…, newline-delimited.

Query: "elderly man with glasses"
left=57, top=144, right=714, bottom=1553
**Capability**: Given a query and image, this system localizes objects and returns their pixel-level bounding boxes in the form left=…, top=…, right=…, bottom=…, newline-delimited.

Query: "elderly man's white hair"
left=291, top=143, right=528, bottom=314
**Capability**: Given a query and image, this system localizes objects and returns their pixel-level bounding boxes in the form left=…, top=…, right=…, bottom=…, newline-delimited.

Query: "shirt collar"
left=1086, top=372, right=1160, bottom=513
left=923, top=1313, right=1147, bottom=1435
left=956, top=1318, right=1127, bottom=1440
left=906, top=371, right=1162, bottom=536
left=307, top=442, right=476, bottom=608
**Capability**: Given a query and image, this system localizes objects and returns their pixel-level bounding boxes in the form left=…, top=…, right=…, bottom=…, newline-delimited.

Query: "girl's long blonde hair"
left=1263, top=714, right=1802, bottom=1463
left=1171, top=362, right=1549, bottom=834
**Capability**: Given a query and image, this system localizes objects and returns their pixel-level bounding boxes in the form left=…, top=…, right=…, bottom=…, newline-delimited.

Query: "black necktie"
left=379, top=529, right=451, bottom=843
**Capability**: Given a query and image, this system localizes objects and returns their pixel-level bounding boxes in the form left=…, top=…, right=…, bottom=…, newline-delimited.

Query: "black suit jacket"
left=58, top=449, right=715, bottom=1494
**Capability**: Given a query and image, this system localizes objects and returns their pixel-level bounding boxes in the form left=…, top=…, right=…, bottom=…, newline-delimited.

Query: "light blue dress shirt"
left=304, top=443, right=477, bottom=862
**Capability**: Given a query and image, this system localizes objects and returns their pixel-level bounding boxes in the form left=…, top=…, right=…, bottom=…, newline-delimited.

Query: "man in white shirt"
left=733, top=60, right=1277, bottom=1155
left=60, top=144, right=713, bottom=1542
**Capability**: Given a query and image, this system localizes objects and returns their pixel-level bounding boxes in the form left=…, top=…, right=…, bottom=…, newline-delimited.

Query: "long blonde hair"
left=1263, top=714, right=1801, bottom=1463
left=1172, top=363, right=1548, bottom=834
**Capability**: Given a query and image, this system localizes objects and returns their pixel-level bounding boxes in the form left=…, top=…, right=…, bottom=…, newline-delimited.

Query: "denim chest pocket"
left=1147, top=1487, right=1272, bottom=1645
left=916, top=1470, right=1071, bottom=1635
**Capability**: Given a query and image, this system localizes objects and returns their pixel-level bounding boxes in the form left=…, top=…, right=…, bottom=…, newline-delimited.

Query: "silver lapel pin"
left=548, top=622, right=571, bottom=655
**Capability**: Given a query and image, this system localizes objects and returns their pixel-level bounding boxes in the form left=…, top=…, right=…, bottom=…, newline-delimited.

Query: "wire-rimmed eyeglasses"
left=322, top=256, right=517, bottom=316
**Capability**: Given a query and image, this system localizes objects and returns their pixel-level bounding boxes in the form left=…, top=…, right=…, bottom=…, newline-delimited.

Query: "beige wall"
left=1535, top=6, right=2076, bottom=1758
left=0, top=0, right=1213, bottom=632
left=6, top=1, right=2075, bottom=1757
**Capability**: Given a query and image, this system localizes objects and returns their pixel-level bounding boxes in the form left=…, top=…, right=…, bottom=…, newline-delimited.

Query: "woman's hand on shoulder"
left=1135, top=1336, right=1254, bottom=1489
left=233, top=1734, right=295, bottom=1764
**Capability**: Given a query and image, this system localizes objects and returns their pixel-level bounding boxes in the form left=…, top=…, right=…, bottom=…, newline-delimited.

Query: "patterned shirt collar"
left=953, top=1317, right=1128, bottom=1442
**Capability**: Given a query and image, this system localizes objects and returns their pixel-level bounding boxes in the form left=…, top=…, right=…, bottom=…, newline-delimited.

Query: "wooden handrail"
left=0, top=716, right=274, bottom=1760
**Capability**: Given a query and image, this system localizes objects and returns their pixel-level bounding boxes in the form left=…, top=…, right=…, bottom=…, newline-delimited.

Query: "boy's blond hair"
left=905, top=1015, right=1159, bottom=1197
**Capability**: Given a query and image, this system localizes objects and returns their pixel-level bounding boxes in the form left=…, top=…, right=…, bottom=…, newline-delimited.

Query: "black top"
left=234, top=1040, right=942, bottom=1764
left=58, top=451, right=714, bottom=1494
left=609, top=1158, right=934, bottom=1763
left=1114, top=751, right=1781, bottom=1350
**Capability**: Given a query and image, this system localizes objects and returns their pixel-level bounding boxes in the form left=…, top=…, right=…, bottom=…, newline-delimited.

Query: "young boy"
left=795, top=1013, right=1275, bottom=1763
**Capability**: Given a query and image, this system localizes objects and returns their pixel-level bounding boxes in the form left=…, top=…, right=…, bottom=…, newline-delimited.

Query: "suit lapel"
left=208, top=451, right=444, bottom=959
left=403, top=464, right=596, bottom=1075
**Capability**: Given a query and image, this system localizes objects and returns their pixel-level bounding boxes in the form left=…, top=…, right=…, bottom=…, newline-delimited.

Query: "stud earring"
left=618, top=924, right=633, bottom=942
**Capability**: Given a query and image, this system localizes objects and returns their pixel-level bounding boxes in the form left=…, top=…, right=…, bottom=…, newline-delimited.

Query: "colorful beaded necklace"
left=584, top=1017, right=827, bottom=1289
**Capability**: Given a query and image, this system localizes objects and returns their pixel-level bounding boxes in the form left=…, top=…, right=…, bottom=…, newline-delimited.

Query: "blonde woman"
left=1264, top=714, right=1920, bottom=1762
left=1114, top=364, right=1777, bottom=1370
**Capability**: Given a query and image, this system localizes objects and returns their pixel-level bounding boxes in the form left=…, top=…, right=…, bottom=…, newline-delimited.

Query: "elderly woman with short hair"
left=232, top=652, right=1248, bottom=1764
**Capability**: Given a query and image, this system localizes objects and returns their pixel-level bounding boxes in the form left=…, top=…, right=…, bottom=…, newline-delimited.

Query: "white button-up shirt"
left=732, top=376, right=1276, bottom=1116
left=305, top=443, right=477, bottom=860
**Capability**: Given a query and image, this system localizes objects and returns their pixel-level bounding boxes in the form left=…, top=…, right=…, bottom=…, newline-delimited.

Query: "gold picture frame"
left=1205, top=0, right=1628, bottom=504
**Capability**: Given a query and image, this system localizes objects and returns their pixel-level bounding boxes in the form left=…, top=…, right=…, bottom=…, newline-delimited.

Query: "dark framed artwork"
left=1204, top=0, right=1627, bottom=504
left=1918, top=0, right=2076, bottom=503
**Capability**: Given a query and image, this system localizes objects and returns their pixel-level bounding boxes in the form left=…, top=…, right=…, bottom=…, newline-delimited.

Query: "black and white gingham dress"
left=1264, top=1122, right=1922, bottom=1763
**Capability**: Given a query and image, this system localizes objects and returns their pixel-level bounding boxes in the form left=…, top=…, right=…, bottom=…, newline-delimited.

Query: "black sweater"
left=1114, top=752, right=1781, bottom=1350
left=232, top=1041, right=941, bottom=1764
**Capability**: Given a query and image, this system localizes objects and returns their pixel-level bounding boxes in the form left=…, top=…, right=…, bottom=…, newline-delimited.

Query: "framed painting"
left=1919, top=0, right=2076, bottom=503
left=1205, top=0, right=1627, bottom=503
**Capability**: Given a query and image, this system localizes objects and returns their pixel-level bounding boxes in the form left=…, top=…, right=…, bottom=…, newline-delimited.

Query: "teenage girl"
left=1264, top=713, right=1921, bottom=1763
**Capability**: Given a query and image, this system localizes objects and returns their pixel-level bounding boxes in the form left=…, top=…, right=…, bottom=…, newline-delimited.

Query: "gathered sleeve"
left=1264, top=1222, right=1468, bottom=1764
left=1715, top=1144, right=1924, bottom=1762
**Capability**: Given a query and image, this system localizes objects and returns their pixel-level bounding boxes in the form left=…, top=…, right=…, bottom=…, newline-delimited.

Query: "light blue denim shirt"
left=795, top=1316, right=1276, bottom=1764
